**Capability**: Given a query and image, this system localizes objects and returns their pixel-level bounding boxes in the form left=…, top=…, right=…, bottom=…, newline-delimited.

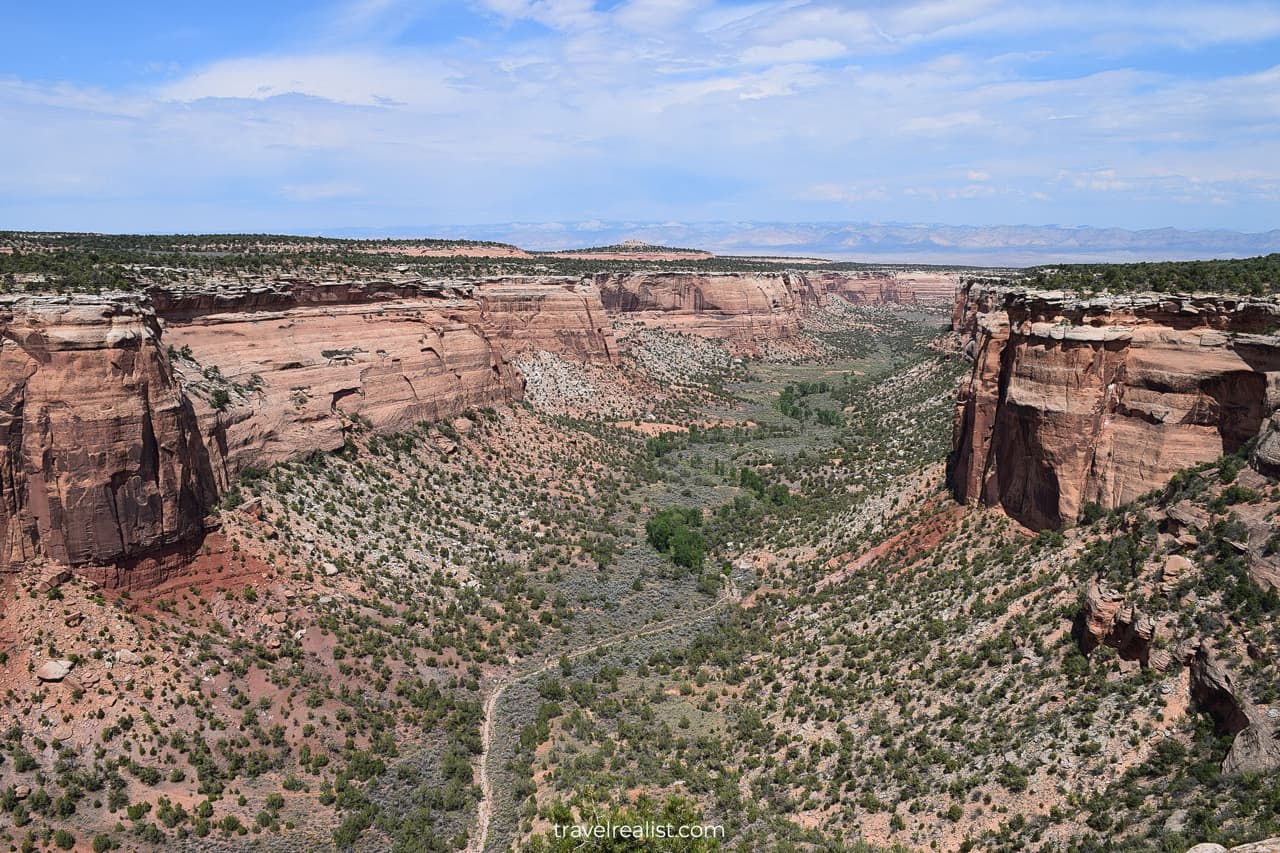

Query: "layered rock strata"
left=0, top=265, right=958, bottom=578
left=166, top=298, right=524, bottom=489
left=594, top=270, right=958, bottom=351
left=951, top=283, right=1280, bottom=529
left=0, top=296, right=215, bottom=571
left=0, top=276, right=623, bottom=576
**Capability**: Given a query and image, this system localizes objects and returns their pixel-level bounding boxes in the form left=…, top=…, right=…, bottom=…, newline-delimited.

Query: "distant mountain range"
left=322, top=222, right=1280, bottom=266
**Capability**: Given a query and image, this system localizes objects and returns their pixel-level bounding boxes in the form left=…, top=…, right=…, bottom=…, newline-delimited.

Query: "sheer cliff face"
left=473, top=278, right=618, bottom=364
left=951, top=284, right=1280, bottom=530
left=594, top=272, right=804, bottom=349
left=0, top=297, right=215, bottom=571
left=162, top=277, right=628, bottom=486
left=792, top=270, right=958, bottom=307
left=594, top=270, right=957, bottom=351
left=166, top=299, right=526, bottom=488
left=0, top=278, right=619, bottom=576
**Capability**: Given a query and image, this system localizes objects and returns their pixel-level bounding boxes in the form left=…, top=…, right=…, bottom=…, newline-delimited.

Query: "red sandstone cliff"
left=950, top=282, right=1280, bottom=529
left=0, top=296, right=215, bottom=571
left=594, top=271, right=803, bottom=350
left=166, top=299, right=525, bottom=488
left=472, top=278, right=618, bottom=364
left=0, top=277, right=623, bottom=577
left=594, top=269, right=958, bottom=351
left=790, top=270, right=959, bottom=307
left=0, top=266, right=957, bottom=579
left=159, top=277, right=626, bottom=488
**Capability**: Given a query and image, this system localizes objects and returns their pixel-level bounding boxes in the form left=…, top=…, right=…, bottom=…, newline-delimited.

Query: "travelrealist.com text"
left=553, top=821, right=726, bottom=841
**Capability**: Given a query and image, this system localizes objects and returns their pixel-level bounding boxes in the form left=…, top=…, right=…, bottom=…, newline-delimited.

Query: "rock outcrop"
left=0, top=296, right=216, bottom=571
left=950, top=283, right=1280, bottom=529
left=165, top=295, right=525, bottom=486
left=473, top=278, right=618, bottom=364
left=1190, top=643, right=1280, bottom=777
left=1255, top=413, right=1280, bottom=477
left=0, top=276, right=624, bottom=578
left=595, top=269, right=958, bottom=352
left=791, top=270, right=959, bottom=307
left=594, top=272, right=805, bottom=352
left=0, top=265, right=956, bottom=580
left=1187, top=841, right=1280, bottom=853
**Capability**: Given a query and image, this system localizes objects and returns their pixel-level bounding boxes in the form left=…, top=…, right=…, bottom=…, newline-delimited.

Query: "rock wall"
left=0, top=266, right=955, bottom=577
left=0, top=296, right=215, bottom=571
left=473, top=278, right=618, bottom=364
left=162, top=276, right=622, bottom=485
left=790, top=270, right=959, bottom=307
left=950, top=283, right=1280, bottom=529
left=594, top=272, right=804, bottom=350
left=594, top=269, right=957, bottom=351
left=165, top=299, right=525, bottom=489
left=0, top=277, right=623, bottom=577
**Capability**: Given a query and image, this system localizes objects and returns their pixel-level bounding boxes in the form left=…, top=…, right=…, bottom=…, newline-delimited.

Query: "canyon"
left=2, top=237, right=1279, bottom=852
left=0, top=267, right=955, bottom=581
left=7, top=262, right=1278, bottom=586
left=594, top=269, right=956, bottom=351
left=950, top=281, right=1280, bottom=529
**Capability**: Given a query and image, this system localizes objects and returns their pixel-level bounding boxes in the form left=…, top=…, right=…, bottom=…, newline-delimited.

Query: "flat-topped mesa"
left=950, top=281, right=1280, bottom=530
left=0, top=295, right=216, bottom=574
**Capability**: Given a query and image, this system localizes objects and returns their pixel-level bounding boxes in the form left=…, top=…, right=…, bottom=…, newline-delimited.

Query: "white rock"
left=36, top=660, right=73, bottom=682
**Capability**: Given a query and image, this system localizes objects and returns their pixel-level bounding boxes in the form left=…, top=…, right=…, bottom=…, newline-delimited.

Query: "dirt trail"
left=466, top=580, right=738, bottom=853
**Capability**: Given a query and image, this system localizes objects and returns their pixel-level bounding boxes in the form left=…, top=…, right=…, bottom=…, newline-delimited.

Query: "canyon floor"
left=1, top=239, right=1278, bottom=853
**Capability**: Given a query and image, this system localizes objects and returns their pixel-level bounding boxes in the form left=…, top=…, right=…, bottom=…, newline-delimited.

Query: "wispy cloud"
left=1, top=0, right=1278, bottom=232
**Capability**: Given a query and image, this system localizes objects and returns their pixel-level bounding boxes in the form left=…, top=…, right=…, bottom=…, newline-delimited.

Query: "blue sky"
left=2, top=0, right=1279, bottom=234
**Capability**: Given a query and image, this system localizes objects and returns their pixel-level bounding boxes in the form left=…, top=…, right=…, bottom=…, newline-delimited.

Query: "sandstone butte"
left=950, top=281, right=1280, bottom=530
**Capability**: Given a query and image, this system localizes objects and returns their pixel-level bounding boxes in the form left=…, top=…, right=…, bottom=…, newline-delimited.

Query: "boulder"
left=1161, top=555, right=1194, bottom=594
left=36, top=569, right=72, bottom=593
left=1223, top=706, right=1280, bottom=777
left=1253, top=414, right=1280, bottom=478
left=1166, top=501, right=1211, bottom=532
left=36, top=660, right=73, bottom=682
left=1230, top=840, right=1280, bottom=852
left=1190, top=644, right=1280, bottom=776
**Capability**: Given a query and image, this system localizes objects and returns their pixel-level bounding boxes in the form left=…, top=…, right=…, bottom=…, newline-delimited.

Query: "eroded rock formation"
left=594, top=272, right=805, bottom=351
left=167, top=298, right=525, bottom=488
left=594, top=269, right=958, bottom=351
left=0, top=277, right=627, bottom=577
left=951, top=283, right=1280, bottom=529
left=1190, top=643, right=1280, bottom=777
left=0, top=266, right=957, bottom=580
left=0, top=296, right=215, bottom=571
left=473, top=278, right=618, bottom=364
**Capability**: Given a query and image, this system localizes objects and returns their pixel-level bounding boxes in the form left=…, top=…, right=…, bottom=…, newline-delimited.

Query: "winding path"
left=466, top=582, right=738, bottom=853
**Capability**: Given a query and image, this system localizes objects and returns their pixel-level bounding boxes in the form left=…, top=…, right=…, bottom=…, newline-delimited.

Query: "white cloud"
left=800, top=183, right=890, bottom=202
left=740, top=38, right=846, bottom=65
left=159, top=53, right=458, bottom=108
left=3, top=1, right=1280, bottom=231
